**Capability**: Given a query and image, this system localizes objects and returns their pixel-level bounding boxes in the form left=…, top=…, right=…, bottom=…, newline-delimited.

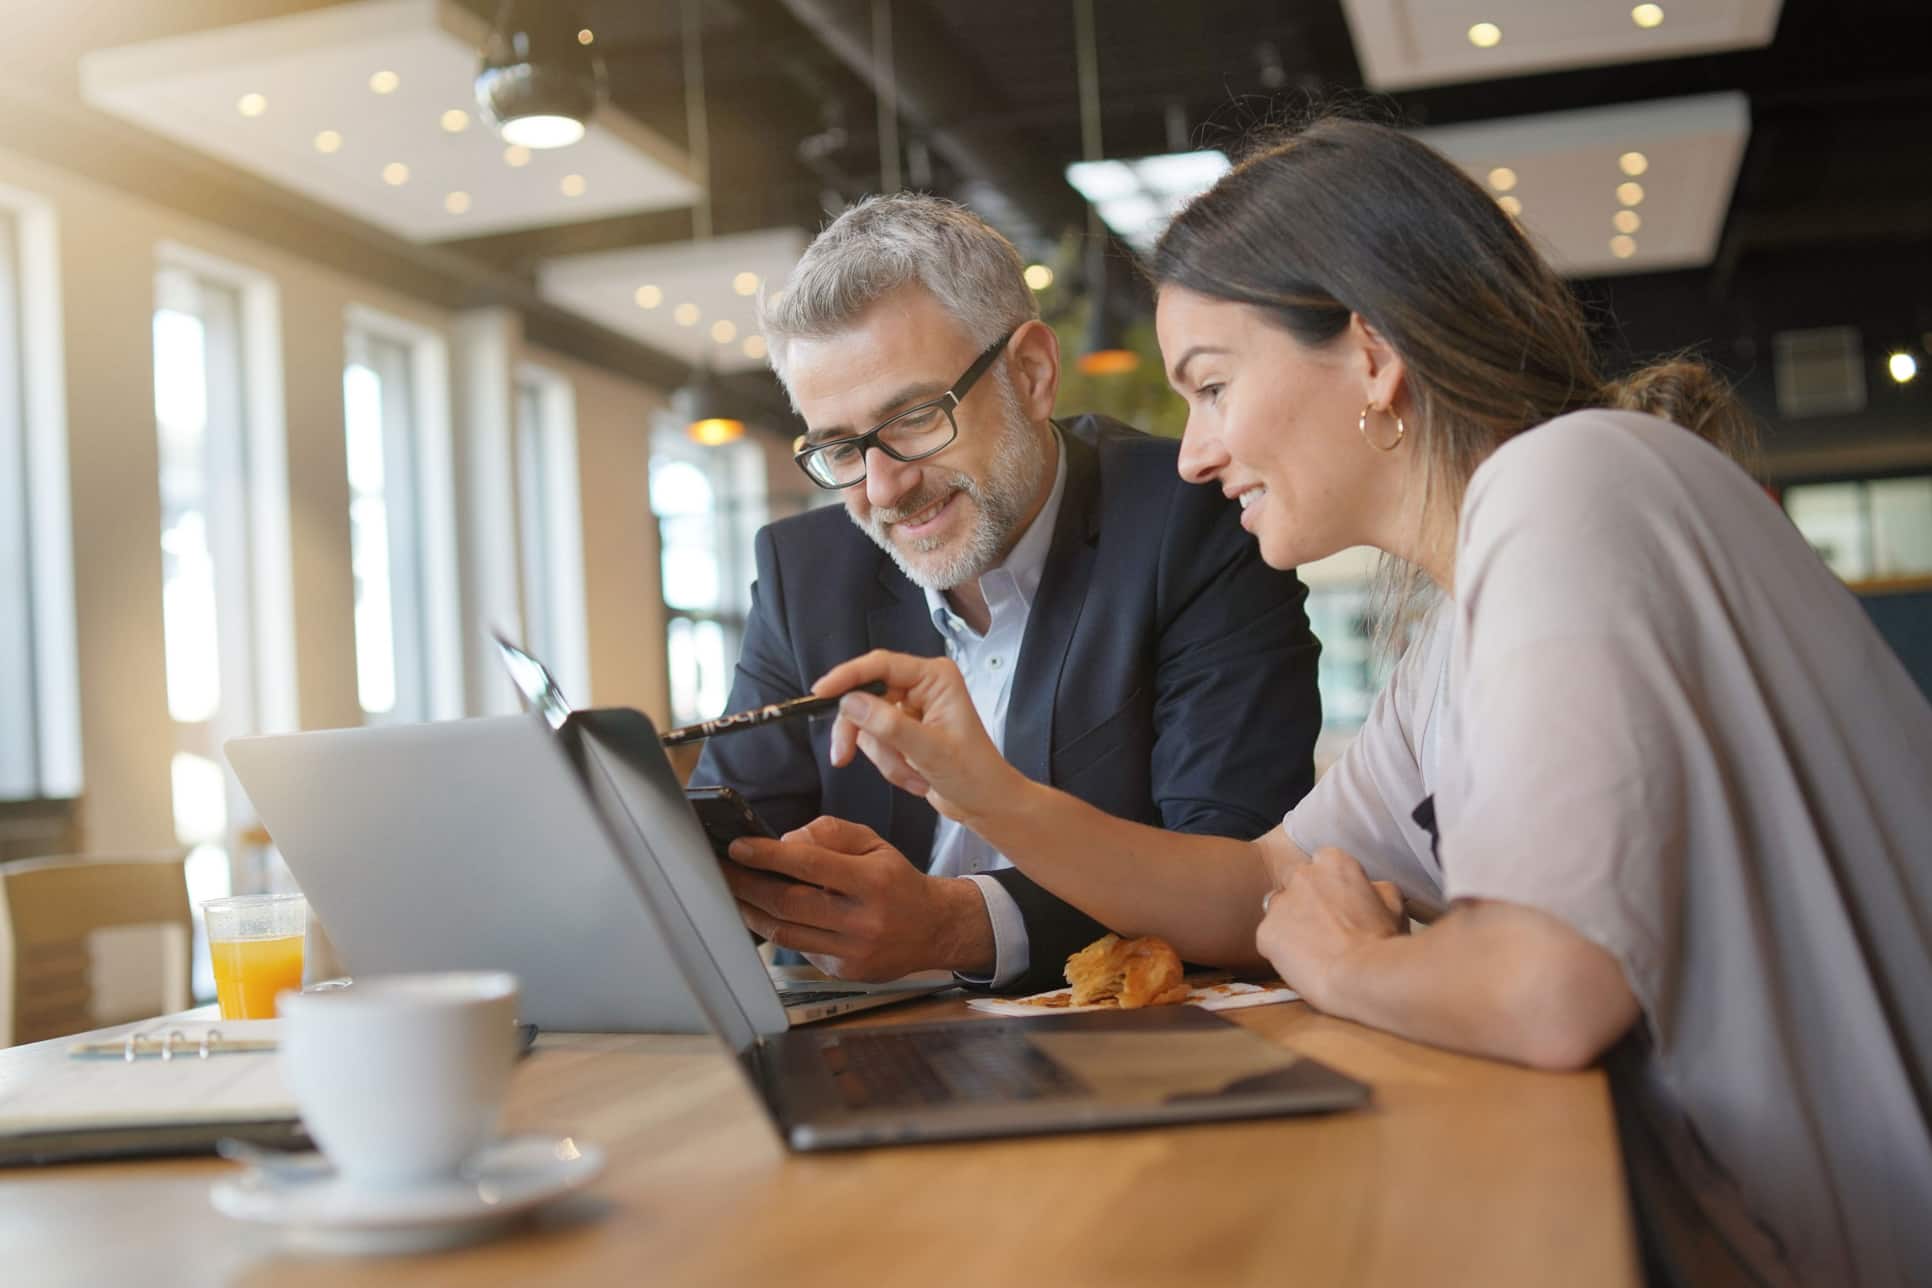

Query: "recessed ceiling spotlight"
left=444, top=191, right=471, bottom=214
left=634, top=284, right=663, bottom=309
left=560, top=173, right=586, bottom=197
left=1023, top=263, right=1055, bottom=290
left=711, top=320, right=738, bottom=344
left=742, top=334, right=768, bottom=361
left=1610, top=235, right=1638, bottom=259
left=578, top=28, right=594, bottom=45
left=1497, top=195, right=1523, bottom=217
left=314, top=129, right=343, bottom=154
left=673, top=302, right=701, bottom=327
left=503, top=145, right=532, bottom=167
left=1467, top=22, right=1503, bottom=48
left=1617, top=181, right=1645, bottom=207
left=1889, top=352, right=1919, bottom=384
left=732, top=272, right=760, bottom=296
left=441, top=109, right=470, bottom=134
left=236, top=93, right=267, bottom=118
left=1631, top=4, right=1665, bottom=29
left=1614, top=210, right=1642, bottom=234
left=382, top=162, right=409, bottom=186
left=1619, top=151, right=1649, bottom=176
left=1487, top=166, right=1518, bottom=192
left=369, top=70, right=400, bottom=95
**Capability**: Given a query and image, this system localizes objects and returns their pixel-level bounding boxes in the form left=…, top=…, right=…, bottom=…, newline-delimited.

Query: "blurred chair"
left=0, top=852, right=191, bottom=1047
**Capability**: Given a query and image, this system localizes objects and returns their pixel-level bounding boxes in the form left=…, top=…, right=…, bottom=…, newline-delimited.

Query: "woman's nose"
left=1176, top=414, right=1228, bottom=486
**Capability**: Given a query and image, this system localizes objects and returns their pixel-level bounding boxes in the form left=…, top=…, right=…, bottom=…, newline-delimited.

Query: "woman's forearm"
left=963, top=776, right=1274, bottom=968
left=1314, top=901, right=1641, bottom=1071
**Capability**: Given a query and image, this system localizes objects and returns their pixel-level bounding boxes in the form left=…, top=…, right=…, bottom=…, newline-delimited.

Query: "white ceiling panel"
left=79, top=0, right=698, bottom=243
left=538, top=229, right=810, bottom=376
left=1413, top=93, right=1751, bottom=278
left=1344, top=0, right=1782, bottom=90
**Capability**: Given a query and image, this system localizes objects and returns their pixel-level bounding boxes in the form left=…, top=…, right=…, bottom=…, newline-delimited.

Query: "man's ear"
left=1351, top=314, right=1407, bottom=413
left=1008, top=319, right=1061, bottom=422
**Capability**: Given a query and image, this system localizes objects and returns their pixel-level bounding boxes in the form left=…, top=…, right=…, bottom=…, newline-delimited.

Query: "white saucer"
left=210, top=1134, right=604, bottom=1255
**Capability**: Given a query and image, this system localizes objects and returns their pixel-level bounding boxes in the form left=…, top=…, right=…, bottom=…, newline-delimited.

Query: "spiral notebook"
left=0, top=1021, right=306, bottom=1166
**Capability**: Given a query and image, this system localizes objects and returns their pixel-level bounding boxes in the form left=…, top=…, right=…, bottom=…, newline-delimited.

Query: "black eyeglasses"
left=791, top=330, right=1017, bottom=490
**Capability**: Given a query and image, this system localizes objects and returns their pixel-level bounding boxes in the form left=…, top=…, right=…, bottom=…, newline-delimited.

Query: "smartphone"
left=684, top=784, right=778, bottom=858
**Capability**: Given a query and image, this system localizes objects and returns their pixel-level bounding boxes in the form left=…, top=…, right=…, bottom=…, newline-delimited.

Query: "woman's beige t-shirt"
left=1287, top=410, right=1932, bottom=1287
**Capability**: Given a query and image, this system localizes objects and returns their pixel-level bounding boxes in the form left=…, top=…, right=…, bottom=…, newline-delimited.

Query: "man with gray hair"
left=696, top=193, right=1321, bottom=993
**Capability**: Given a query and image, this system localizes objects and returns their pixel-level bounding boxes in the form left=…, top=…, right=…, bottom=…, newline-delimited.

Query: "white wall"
left=0, top=144, right=674, bottom=854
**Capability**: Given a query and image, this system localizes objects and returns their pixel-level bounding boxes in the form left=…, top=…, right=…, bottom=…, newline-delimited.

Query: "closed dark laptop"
left=567, top=703, right=1371, bottom=1149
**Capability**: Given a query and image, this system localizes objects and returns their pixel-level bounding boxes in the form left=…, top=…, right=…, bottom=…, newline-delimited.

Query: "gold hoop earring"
left=1358, top=403, right=1406, bottom=452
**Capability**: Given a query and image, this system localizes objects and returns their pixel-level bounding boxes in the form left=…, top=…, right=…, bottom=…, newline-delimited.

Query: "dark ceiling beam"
left=764, top=0, right=1091, bottom=247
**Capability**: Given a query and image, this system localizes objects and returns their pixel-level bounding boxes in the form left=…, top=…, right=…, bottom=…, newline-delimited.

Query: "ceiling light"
left=476, top=0, right=602, bottom=150
left=710, top=320, right=737, bottom=344
left=236, top=93, right=267, bottom=118
left=634, top=284, right=663, bottom=309
left=1631, top=4, right=1665, bottom=29
left=1065, top=150, right=1230, bottom=254
left=1487, top=166, right=1517, bottom=192
left=560, top=173, right=586, bottom=197
left=742, top=334, right=767, bottom=361
left=673, top=371, right=745, bottom=446
left=382, top=162, right=409, bottom=186
left=440, top=109, right=470, bottom=133
left=1467, top=22, right=1503, bottom=48
left=1889, top=352, right=1919, bottom=384
left=1613, top=210, right=1642, bottom=234
left=369, top=70, right=399, bottom=95
left=444, top=191, right=471, bottom=214
left=578, top=28, right=594, bottom=45
left=1610, top=235, right=1637, bottom=259
left=1619, top=151, right=1649, bottom=176
left=503, top=145, right=531, bottom=167
left=732, top=272, right=760, bottom=296
left=673, top=302, right=700, bottom=327
left=314, top=129, right=342, bottom=154
left=1617, top=181, right=1645, bottom=206
left=1497, top=195, right=1522, bottom=216
left=688, top=417, right=744, bottom=446
left=1024, top=263, right=1055, bottom=291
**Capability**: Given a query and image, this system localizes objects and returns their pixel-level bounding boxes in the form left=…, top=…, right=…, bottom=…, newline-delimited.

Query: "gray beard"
left=855, top=375, right=1048, bottom=593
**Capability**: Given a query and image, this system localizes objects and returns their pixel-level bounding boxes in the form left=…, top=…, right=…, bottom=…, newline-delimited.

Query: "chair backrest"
left=0, top=853, right=191, bottom=1047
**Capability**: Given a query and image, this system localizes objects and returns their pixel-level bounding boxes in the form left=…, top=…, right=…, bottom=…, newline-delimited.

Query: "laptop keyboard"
left=777, top=988, right=868, bottom=1009
left=818, top=1028, right=1085, bottom=1110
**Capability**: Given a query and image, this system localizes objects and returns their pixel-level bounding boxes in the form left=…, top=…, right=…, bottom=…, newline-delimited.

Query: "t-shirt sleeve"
left=1437, top=418, right=1696, bottom=1040
left=1285, top=610, right=1450, bottom=912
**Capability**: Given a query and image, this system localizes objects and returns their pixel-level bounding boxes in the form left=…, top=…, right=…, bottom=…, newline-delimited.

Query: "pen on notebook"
left=659, top=681, right=889, bottom=747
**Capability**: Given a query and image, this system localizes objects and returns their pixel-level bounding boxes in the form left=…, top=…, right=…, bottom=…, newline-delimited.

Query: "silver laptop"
left=225, top=735, right=941, bottom=1032
left=509, top=662, right=1373, bottom=1148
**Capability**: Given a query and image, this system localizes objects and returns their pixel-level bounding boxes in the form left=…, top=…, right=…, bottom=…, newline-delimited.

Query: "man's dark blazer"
left=693, top=414, right=1323, bottom=993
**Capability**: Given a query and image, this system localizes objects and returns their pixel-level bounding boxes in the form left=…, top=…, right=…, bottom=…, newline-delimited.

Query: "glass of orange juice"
left=202, top=893, right=308, bottom=1019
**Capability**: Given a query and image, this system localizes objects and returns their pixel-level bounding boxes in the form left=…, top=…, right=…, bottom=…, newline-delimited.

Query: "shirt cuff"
left=955, top=874, right=1031, bottom=990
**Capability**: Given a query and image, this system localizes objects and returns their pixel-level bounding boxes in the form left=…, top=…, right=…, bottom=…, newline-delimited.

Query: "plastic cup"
left=201, top=893, right=308, bottom=1019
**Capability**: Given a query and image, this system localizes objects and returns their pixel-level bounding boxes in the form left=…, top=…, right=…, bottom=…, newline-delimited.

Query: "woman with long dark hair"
left=743, top=120, right=1932, bottom=1285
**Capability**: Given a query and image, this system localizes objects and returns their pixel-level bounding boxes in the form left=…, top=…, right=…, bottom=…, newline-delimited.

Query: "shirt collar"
left=925, top=428, right=1068, bottom=638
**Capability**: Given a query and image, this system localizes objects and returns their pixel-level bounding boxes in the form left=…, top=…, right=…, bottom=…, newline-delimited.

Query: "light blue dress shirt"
left=922, top=431, right=1068, bottom=989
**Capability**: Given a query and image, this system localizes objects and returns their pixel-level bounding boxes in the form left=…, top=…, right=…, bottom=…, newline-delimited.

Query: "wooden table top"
left=0, top=996, right=1638, bottom=1288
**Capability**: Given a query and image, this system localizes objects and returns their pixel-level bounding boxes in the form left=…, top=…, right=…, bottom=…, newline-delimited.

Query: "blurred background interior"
left=0, top=0, right=1926, bottom=1028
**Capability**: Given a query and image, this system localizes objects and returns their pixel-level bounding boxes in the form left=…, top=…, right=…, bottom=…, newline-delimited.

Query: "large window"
left=0, top=197, right=79, bottom=804
left=1785, top=475, right=1932, bottom=585
left=650, top=430, right=766, bottom=725
left=344, top=319, right=459, bottom=724
left=514, top=369, right=589, bottom=698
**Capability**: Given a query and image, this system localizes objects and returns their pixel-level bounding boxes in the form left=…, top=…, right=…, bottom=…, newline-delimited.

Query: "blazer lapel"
left=1005, top=427, right=1101, bottom=785
left=866, top=556, right=945, bottom=868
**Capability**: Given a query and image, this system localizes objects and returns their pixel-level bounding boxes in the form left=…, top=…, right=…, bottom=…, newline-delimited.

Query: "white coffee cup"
left=278, top=971, right=520, bottom=1188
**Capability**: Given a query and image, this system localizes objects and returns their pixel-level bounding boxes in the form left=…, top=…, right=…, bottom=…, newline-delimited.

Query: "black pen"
left=659, top=681, right=889, bottom=747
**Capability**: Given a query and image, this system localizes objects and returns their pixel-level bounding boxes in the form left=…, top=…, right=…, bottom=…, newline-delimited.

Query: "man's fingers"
left=812, top=649, right=930, bottom=700
left=725, top=864, right=847, bottom=931
left=795, top=815, right=884, bottom=852
left=725, top=836, right=825, bottom=884
left=733, top=901, right=848, bottom=958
